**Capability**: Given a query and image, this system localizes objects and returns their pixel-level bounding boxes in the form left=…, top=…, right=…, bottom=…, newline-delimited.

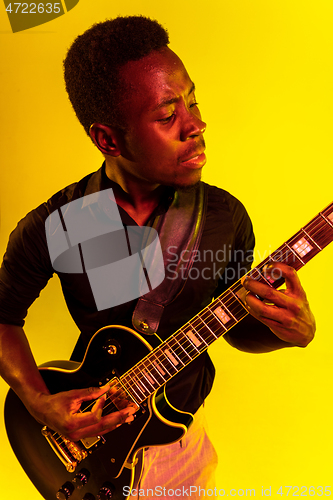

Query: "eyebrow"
left=152, top=82, right=196, bottom=111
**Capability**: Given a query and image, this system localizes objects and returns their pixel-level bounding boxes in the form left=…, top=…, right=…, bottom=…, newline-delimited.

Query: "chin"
left=169, top=171, right=202, bottom=191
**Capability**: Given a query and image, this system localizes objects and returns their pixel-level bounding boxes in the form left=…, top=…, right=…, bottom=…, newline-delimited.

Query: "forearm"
left=0, top=323, right=135, bottom=439
left=0, top=323, right=50, bottom=409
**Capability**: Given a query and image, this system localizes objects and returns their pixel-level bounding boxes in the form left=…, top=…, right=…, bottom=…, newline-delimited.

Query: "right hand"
left=28, top=382, right=137, bottom=441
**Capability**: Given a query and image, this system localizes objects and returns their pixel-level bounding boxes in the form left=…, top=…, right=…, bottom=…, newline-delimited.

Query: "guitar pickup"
left=80, top=435, right=103, bottom=449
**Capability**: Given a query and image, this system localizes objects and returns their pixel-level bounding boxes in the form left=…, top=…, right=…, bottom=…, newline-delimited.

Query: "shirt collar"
left=83, top=162, right=176, bottom=221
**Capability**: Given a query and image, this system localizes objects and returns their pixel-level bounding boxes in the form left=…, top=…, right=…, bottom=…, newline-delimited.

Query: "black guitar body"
left=4, top=326, right=193, bottom=500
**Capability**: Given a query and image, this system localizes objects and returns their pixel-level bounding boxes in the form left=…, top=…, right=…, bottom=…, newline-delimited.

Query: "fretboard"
left=120, top=202, right=333, bottom=405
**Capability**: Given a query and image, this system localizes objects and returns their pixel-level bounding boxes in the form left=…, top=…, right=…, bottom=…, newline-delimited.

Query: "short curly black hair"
left=63, top=16, right=170, bottom=135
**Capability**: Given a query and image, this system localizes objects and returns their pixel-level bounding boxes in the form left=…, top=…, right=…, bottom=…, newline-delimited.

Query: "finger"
left=90, top=393, right=107, bottom=420
left=73, top=399, right=136, bottom=428
left=242, top=278, right=290, bottom=309
left=263, top=263, right=306, bottom=298
left=68, top=382, right=115, bottom=403
left=245, top=293, right=287, bottom=323
left=67, top=405, right=137, bottom=441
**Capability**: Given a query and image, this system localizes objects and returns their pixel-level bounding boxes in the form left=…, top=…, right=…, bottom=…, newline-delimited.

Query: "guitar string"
left=57, top=208, right=333, bottom=429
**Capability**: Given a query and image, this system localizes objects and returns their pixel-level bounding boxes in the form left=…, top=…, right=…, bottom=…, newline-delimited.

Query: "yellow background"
left=0, top=1, right=332, bottom=497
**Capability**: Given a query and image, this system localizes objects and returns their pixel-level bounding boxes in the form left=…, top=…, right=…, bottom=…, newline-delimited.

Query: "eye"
left=157, top=113, right=175, bottom=124
left=190, top=102, right=199, bottom=108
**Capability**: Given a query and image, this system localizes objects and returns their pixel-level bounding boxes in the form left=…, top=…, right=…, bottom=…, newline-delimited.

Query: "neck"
left=104, top=159, right=168, bottom=226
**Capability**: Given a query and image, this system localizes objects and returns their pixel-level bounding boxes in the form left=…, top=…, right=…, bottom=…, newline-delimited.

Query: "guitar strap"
left=132, top=182, right=208, bottom=335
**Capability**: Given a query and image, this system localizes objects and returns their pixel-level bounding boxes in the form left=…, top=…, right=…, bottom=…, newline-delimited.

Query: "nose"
left=180, top=110, right=206, bottom=142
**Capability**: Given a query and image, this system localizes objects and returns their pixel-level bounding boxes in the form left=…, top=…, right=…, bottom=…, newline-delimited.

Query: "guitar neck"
left=120, top=202, right=333, bottom=405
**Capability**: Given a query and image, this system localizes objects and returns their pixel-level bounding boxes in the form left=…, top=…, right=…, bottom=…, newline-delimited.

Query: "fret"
left=137, top=376, right=152, bottom=396
left=199, top=310, right=227, bottom=338
left=147, top=362, right=166, bottom=385
left=184, top=329, right=202, bottom=349
left=288, top=233, right=321, bottom=265
left=159, top=349, right=180, bottom=374
left=173, top=335, right=193, bottom=362
left=164, top=346, right=183, bottom=367
left=306, top=215, right=329, bottom=237
left=152, top=358, right=168, bottom=380
left=140, top=371, right=155, bottom=393
left=119, top=373, right=136, bottom=399
left=247, top=266, right=272, bottom=286
left=130, top=373, right=150, bottom=399
left=250, top=263, right=276, bottom=285
left=124, top=359, right=158, bottom=394
left=247, top=267, right=262, bottom=280
left=166, top=338, right=188, bottom=366
left=152, top=352, right=173, bottom=378
left=285, top=242, right=304, bottom=264
left=197, top=316, right=218, bottom=340
left=268, top=243, right=293, bottom=264
left=321, top=204, right=333, bottom=228
left=132, top=364, right=154, bottom=395
left=139, top=357, right=160, bottom=384
left=192, top=316, right=217, bottom=344
left=213, top=306, right=232, bottom=326
left=319, top=213, right=333, bottom=231
left=202, top=299, right=228, bottom=337
left=140, top=369, right=157, bottom=390
left=291, top=237, right=312, bottom=258
left=320, top=212, right=332, bottom=228
left=308, top=213, right=333, bottom=248
left=124, top=379, right=145, bottom=403
left=229, top=288, right=249, bottom=319
left=302, top=228, right=322, bottom=250
left=188, top=318, right=209, bottom=346
left=212, top=295, right=237, bottom=329
left=179, top=327, right=204, bottom=355
left=212, top=306, right=231, bottom=327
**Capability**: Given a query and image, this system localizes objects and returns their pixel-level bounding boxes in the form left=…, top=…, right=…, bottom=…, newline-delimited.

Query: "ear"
left=89, top=123, right=122, bottom=156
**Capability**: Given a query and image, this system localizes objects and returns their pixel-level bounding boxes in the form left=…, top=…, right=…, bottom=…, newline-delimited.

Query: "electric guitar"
left=4, top=202, right=333, bottom=500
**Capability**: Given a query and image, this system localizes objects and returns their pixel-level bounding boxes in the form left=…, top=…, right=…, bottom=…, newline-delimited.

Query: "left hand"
left=241, top=262, right=315, bottom=347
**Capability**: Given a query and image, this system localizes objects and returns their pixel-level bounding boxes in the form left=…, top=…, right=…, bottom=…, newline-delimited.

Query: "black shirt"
left=0, top=165, right=255, bottom=414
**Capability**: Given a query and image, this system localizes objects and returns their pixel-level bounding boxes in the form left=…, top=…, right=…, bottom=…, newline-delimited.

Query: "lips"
left=180, top=147, right=206, bottom=163
left=181, top=151, right=204, bottom=162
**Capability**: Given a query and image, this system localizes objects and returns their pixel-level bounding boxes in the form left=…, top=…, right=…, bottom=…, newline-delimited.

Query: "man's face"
left=115, top=47, right=206, bottom=189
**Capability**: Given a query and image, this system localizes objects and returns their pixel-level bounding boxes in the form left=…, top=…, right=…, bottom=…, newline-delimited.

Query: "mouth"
left=180, top=150, right=206, bottom=168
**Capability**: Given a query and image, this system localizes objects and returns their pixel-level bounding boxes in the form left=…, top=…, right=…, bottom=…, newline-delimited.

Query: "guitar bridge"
left=41, top=426, right=105, bottom=472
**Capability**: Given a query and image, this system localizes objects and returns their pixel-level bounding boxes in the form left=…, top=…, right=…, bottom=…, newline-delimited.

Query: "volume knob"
left=97, top=482, right=115, bottom=500
left=73, top=468, right=90, bottom=489
left=56, top=481, right=75, bottom=499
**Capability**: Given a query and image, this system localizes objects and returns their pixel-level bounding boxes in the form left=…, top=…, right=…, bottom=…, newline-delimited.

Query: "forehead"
left=118, top=47, right=193, bottom=113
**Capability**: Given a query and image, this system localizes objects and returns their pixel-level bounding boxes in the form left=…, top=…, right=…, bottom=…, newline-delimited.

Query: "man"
left=0, top=16, right=315, bottom=497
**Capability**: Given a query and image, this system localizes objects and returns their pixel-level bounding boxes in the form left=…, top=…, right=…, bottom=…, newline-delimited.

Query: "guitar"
left=5, top=202, right=333, bottom=500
